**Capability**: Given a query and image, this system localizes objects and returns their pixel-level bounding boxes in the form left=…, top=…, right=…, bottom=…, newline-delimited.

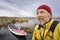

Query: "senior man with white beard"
left=32, top=4, right=60, bottom=40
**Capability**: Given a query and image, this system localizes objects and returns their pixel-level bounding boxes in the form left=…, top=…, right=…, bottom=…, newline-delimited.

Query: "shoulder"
left=57, top=22, right=60, bottom=28
left=56, top=22, right=60, bottom=34
left=34, top=24, right=39, bottom=30
left=55, top=21, right=60, bottom=30
left=56, top=21, right=60, bottom=27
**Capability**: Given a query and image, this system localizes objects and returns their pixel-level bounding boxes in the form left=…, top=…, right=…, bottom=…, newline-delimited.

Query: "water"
left=0, top=19, right=37, bottom=40
left=0, top=27, right=17, bottom=40
left=0, top=27, right=32, bottom=40
left=14, top=19, right=38, bottom=27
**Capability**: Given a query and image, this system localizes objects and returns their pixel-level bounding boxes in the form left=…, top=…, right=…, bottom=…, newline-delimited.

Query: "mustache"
left=38, top=18, right=44, bottom=20
left=37, top=17, right=50, bottom=22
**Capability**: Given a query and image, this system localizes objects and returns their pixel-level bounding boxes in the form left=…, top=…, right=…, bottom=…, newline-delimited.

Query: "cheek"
left=44, top=14, right=51, bottom=18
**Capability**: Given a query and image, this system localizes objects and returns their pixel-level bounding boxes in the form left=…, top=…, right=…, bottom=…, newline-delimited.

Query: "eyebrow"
left=40, top=11, right=45, bottom=13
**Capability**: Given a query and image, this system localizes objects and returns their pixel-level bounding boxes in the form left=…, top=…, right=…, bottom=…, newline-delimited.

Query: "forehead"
left=37, top=9, right=49, bottom=13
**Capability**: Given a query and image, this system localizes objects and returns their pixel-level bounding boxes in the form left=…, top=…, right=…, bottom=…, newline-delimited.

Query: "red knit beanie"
left=37, top=4, right=52, bottom=15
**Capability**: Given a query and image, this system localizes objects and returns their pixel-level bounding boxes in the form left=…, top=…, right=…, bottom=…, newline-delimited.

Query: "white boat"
left=8, top=24, right=27, bottom=36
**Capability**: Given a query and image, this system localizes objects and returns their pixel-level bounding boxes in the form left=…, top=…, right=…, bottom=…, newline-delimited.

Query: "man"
left=32, top=4, right=60, bottom=40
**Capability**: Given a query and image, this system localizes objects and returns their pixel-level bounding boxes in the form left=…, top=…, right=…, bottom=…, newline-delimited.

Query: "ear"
left=50, top=15, right=52, bottom=18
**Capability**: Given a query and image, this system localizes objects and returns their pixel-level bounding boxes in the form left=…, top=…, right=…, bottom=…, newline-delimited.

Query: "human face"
left=37, top=9, right=52, bottom=25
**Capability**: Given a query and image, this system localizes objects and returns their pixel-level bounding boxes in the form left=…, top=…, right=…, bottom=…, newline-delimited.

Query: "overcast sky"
left=0, top=0, right=60, bottom=17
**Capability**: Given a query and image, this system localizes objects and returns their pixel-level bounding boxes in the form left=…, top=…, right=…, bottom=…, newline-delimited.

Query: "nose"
left=37, top=13, right=43, bottom=17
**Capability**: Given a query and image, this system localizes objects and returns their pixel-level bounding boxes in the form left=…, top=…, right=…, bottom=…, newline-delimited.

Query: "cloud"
left=0, top=9, right=35, bottom=17
left=0, top=1, right=35, bottom=17
left=0, top=0, right=60, bottom=17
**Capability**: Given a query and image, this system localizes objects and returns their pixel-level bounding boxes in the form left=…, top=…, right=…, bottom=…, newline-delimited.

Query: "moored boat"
left=8, top=24, right=27, bottom=36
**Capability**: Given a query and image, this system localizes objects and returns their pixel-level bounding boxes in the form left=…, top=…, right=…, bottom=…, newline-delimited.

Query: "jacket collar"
left=44, top=19, right=54, bottom=38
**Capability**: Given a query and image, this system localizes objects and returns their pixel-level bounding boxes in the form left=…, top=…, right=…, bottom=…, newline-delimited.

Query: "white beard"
left=38, top=17, right=50, bottom=26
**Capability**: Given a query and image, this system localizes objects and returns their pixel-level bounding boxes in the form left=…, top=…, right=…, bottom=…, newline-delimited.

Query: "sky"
left=0, top=0, right=60, bottom=17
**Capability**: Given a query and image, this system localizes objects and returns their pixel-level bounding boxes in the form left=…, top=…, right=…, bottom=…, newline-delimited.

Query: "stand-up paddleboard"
left=8, top=24, right=27, bottom=36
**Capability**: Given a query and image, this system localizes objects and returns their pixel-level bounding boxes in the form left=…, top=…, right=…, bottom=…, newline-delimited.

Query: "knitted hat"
left=37, top=4, right=52, bottom=15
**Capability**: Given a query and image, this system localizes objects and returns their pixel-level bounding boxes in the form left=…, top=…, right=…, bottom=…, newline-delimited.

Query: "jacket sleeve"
left=32, top=28, right=36, bottom=40
left=32, top=25, right=39, bottom=40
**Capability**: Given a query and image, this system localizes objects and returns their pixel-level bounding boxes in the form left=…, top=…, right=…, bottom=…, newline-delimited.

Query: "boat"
left=8, top=24, right=27, bottom=36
